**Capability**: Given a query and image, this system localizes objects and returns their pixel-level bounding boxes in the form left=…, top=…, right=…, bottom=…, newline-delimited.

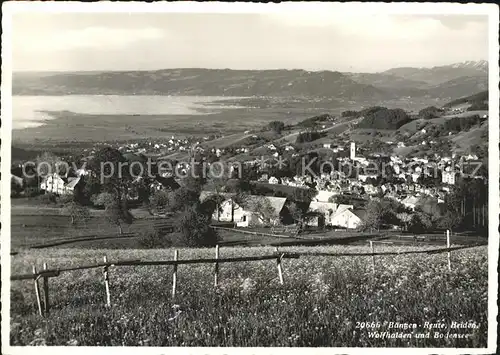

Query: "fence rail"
left=211, top=226, right=294, bottom=239
left=10, top=231, right=486, bottom=318
left=11, top=244, right=484, bottom=282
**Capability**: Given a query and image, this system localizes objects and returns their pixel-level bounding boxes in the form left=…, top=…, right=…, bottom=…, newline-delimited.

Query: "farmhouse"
left=40, top=173, right=82, bottom=195
left=401, top=195, right=420, bottom=211
left=306, top=202, right=356, bottom=228
left=330, top=208, right=364, bottom=229
left=200, top=192, right=288, bottom=227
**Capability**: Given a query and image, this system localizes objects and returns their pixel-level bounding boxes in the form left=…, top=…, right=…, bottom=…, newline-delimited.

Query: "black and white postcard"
left=1, top=2, right=499, bottom=354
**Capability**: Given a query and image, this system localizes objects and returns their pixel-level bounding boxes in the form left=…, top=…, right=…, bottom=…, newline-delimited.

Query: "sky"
left=10, top=10, right=489, bottom=73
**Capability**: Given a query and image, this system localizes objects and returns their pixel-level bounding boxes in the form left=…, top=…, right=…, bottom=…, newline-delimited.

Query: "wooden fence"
left=211, top=226, right=294, bottom=239
left=11, top=235, right=485, bottom=318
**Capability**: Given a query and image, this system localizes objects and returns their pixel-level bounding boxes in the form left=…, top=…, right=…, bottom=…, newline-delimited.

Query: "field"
left=10, top=245, right=488, bottom=347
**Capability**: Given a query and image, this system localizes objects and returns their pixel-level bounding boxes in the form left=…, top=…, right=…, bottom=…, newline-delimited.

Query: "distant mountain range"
left=13, top=60, right=488, bottom=102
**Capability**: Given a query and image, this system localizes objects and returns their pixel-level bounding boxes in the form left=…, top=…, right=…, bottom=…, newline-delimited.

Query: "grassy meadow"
left=9, top=245, right=488, bottom=347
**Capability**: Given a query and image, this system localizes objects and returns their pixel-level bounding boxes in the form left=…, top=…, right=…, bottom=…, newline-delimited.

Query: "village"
left=12, top=133, right=487, bottom=234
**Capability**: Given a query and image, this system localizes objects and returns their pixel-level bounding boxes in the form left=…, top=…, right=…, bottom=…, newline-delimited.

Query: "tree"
left=288, top=202, right=303, bottom=225
left=397, top=212, right=412, bottom=231
left=11, top=177, right=24, bottom=197
left=418, top=106, right=443, bottom=119
left=268, top=121, right=285, bottom=135
left=167, top=186, right=201, bottom=212
left=181, top=163, right=206, bottom=193
left=92, top=192, right=133, bottom=234
left=248, top=197, right=277, bottom=226
left=79, top=174, right=102, bottom=206
left=130, top=177, right=153, bottom=205
left=330, top=194, right=352, bottom=205
left=287, top=202, right=312, bottom=228
left=138, top=225, right=172, bottom=248
left=35, top=152, right=62, bottom=177
left=361, top=199, right=401, bottom=231
left=362, top=200, right=388, bottom=231
left=358, top=107, right=411, bottom=130
left=438, top=211, right=463, bottom=232
left=172, top=205, right=219, bottom=247
left=149, top=189, right=170, bottom=212
left=88, top=147, right=129, bottom=194
left=62, top=201, right=91, bottom=226
left=91, top=192, right=116, bottom=208
left=296, top=130, right=323, bottom=144
left=407, top=211, right=433, bottom=233
left=104, top=196, right=134, bottom=235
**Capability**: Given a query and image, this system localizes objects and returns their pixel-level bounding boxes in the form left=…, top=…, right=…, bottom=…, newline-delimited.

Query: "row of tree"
left=359, top=175, right=488, bottom=234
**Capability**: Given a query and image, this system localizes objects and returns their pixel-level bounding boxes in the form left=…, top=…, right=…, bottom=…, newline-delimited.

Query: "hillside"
left=13, top=69, right=392, bottom=101
left=13, top=60, right=488, bottom=102
left=382, top=60, right=487, bottom=85
left=357, top=107, right=411, bottom=130
left=426, top=76, right=488, bottom=100
left=443, top=90, right=489, bottom=108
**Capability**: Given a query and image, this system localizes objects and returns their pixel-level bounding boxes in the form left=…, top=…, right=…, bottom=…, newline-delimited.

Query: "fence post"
left=103, top=256, right=111, bottom=307
left=32, top=265, right=43, bottom=317
left=42, top=263, right=50, bottom=316
left=370, top=241, right=376, bottom=272
left=214, top=245, right=219, bottom=287
left=172, top=250, right=178, bottom=299
left=275, top=247, right=284, bottom=285
left=446, top=229, right=451, bottom=271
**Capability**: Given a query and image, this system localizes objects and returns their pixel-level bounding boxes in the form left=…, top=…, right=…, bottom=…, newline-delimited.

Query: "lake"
left=12, top=95, right=246, bottom=129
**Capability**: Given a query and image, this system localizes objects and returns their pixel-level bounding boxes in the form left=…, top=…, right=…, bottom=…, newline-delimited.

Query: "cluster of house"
left=110, top=134, right=231, bottom=157
left=199, top=190, right=365, bottom=229
left=251, top=142, right=485, bottom=214
left=14, top=130, right=486, bottom=232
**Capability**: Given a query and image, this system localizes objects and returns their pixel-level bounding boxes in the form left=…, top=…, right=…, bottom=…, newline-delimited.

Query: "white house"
left=401, top=195, right=420, bottom=211
left=200, top=192, right=287, bottom=227
left=465, top=154, right=479, bottom=161
left=258, top=173, right=269, bottom=182
left=330, top=208, right=363, bottom=229
left=313, top=190, right=337, bottom=203
left=40, top=173, right=81, bottom=195
left=442, top=171, right=456, bottom=185
left=363, top=184, right=379, bottom=195
left=307, top=202, right=354, bottom=228
left=75, top=168, right=90, bottom=177
left=268, top=176, right=280, bottom=185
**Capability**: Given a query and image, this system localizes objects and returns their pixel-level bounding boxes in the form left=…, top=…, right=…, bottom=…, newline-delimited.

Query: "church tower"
left=350, top=142, right=356, bottom=160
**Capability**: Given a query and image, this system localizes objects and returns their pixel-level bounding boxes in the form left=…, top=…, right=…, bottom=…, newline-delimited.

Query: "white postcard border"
left=1, top=2, right=498, bottom=354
